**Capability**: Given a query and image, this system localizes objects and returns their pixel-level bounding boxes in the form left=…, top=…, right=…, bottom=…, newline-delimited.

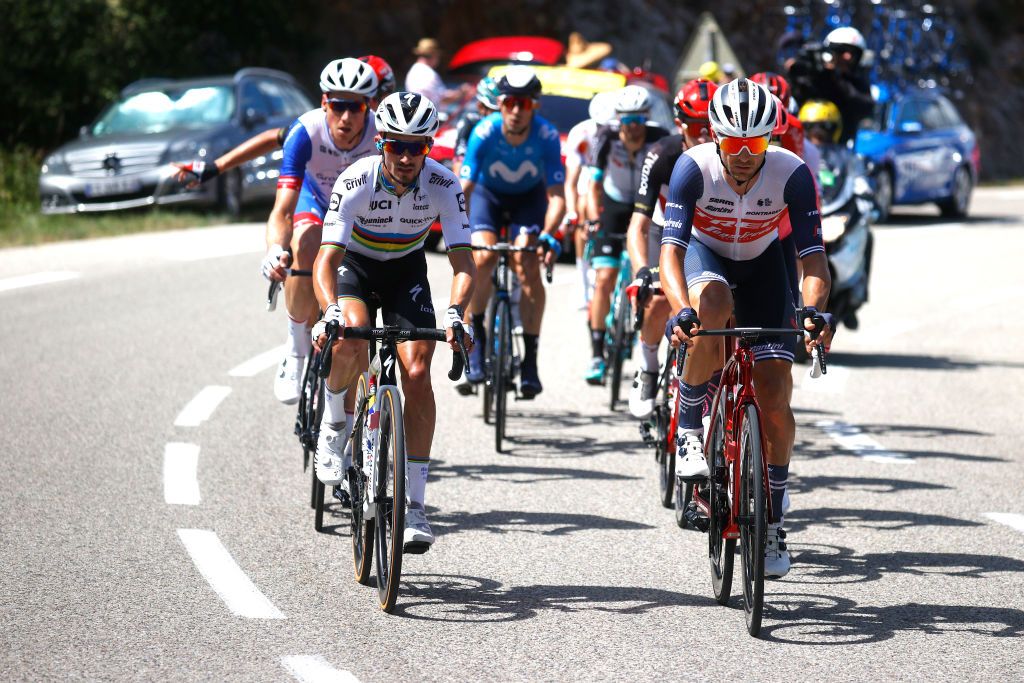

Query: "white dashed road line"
left=228, top=345, right=287, bottom=377
left=164, top=443, right=201, bottom=505
left=984, top=513, right=1024, bottom=535
left=281, top=655, right=361, bottom=683
left=0, top=271, right=80, bottom=293
left=816, top=419, right=914, bottom=464
left=174, top=385, right=232, bottom=427
left=177, top=529, right=285, bottom=619
left=797, top=364, right=849, bottom=394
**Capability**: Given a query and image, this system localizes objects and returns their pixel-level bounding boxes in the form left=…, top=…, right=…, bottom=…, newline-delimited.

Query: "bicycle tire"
left=482, top=304, right=495, bottom=425
left=350, top=373, right=373, bottom=586
left=739, top=403, right=767, bottom=636
left=298, top=356, right=315, bottom=475
left=312, top=372, right=327, bottom=531
left=608, top=286, right=630, bottom=411
left=494, top=298, right=512, bottom=453
left=708, top=394, right=735, bottom=605
left=656, top=351, right=675, bottom=509
left=373, top=386, right=406, bottom=612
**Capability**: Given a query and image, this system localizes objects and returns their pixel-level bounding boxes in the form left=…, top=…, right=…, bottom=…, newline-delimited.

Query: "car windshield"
left=91, top=85, right=235, bottom=136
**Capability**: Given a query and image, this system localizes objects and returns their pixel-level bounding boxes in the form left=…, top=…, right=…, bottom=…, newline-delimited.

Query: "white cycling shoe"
left=315, top=425, right=348, bottom=486
left=628, top=370, right=659, bottom=419
left=403, top=504, right=434, bottom=554
left=675, top=430, right=710, bottom=479
left=765, top=522, right=791, bottom=578
left=274, top=353, right=304, bottom=405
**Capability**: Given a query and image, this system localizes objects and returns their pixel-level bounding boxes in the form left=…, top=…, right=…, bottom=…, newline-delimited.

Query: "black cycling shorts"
left=684, top=238, right=798, bottom=363
left=336, top=249, right=435, bottom=329
left=647, top=222, right=664, bottom=270
left=591, top=197, right=633, bottom=269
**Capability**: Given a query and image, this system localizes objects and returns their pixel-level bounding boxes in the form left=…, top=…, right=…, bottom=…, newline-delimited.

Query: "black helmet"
left=497, top=66, right=542, bottom=98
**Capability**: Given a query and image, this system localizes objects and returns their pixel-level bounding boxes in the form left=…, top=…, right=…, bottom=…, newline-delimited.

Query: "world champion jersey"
left=278, top=108, right=378, bottom=208
left=459, top=112, right=565, bottom=194
left=662, top=143, right=824, bottom=262
left=322, top=156, right=471, bottom=261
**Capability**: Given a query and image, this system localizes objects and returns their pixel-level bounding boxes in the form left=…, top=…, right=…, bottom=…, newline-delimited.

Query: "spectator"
left=786, top=26, right=874, bottom=143
left=405, top=38, right=467, bottom=105
left=698, top=61, right=727, bottom=84
left=565, top=32, right=613, bottom=69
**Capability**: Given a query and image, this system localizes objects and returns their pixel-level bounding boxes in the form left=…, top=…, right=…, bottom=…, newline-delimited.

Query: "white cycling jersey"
left=322, top=156, right=471, bottom=261
left=564, top=119, right=599, bottom=195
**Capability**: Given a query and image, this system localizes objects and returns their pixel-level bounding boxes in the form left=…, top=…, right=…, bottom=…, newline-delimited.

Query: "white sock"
left=407, top=457, right=429, bottom=507
left=576, top=258, right=590, bottom=305
left=287, top=315, right=311, bottom=358
left=323, top=387, right=347, bottom=429
left=639, top=342, right=660, bottom=372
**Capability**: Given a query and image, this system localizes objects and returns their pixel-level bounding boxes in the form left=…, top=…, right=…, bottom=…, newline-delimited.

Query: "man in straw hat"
left=564, top=32, right=614, bottom=70
left=406, top=37, right=467, bottom=105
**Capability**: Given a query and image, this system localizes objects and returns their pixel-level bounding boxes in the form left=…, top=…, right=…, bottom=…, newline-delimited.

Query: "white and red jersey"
left=662, top=142, right=824, bottom=261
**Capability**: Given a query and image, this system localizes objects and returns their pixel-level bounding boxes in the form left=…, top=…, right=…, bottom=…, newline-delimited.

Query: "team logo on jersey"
left=329, top=193, right=340, bottom=211
left=344, top=174, right=367, bottom=191
left=540, top=124, right=559, bottom=141
left=370, top=199, right=392, bottom=211
left=757, top=198, right=773, bottom=207
left=489, top=160, right=539, bottom=184
left=456, top=192, right=466, bottom=213
left=409, top=284, right=423, bottom=303
left=429, top=172, right=454, bottom=188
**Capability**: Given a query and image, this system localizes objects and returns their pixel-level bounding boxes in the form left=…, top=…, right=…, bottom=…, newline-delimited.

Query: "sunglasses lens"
left=719, top=135, right=769, bottom=155
left=621, top=114, right=647, bottom=126
left=382, top=140, right=430, bottom=156
left=329, top=100, right=366, bottom=114
left=501, top=96, right=534, bottom=111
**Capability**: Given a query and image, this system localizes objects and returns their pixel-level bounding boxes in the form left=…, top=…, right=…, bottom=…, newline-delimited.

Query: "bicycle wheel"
left=494, top=298, right=512, bottom=453
left=707, top=394, right=735, bottom=605
left=350, top=374, right=373, bottom=586
left=482, top=303, right=495, bottom=425
left=739, top=403, right=767, bottom=636
left=373, top=386, right=406, bottom=612
left=312, top=371, right=327, bottom=531
left=608, top=286, right=631, bottom=411
left=297, top=356, right=315, bottom=474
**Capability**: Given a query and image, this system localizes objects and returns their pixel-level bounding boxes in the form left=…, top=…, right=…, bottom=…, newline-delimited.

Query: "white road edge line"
left=0, top=271, right=80, bottom=293
left=175, top=385, right=232, bottom=427
left=228, top=345, right=287, bottom=377
left=984, top=513, right=1024, bottom=535
left=798, top=364, right=850, bottom=394
left=816, top=419, right=914, bottom=464
left=164, top=443, right=200, bottom=505
left=281, top=655, right=361, bottom=683
left=177, top=529, right=285, bottom=619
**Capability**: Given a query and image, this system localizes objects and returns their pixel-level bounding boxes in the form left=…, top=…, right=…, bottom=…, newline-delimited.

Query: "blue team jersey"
left=459, top=112, right=565, bottom=194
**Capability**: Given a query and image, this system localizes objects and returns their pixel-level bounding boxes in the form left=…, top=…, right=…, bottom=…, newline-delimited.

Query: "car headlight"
left=168, top=139, right=208, bottom=160
left=821, top=214, right=849, bottom=243
left=41, top=153, right=68, bottom=175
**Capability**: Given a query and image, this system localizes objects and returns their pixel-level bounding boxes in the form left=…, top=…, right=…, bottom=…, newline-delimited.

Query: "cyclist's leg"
left=574, top=168, right=594, bottom=308
left=508, top=183, right=548, bottom=396
left=467, top=185, right=501, bottom=382
left=587, top=197, right=630, bottom=378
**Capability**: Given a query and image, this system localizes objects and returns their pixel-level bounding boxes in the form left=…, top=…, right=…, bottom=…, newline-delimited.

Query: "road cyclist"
left=458, top=65, right=566, bottom=399
left=660, top=78, right=835, bottom=578
left=311, top=91, right=475, bottom=552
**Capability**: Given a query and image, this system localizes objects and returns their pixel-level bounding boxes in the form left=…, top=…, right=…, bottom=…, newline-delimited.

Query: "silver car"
left=39, top=68, right=313, bottom=215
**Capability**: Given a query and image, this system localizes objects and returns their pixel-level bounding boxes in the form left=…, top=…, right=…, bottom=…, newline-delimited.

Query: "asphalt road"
left=3, top=188, right=1024, bottom=681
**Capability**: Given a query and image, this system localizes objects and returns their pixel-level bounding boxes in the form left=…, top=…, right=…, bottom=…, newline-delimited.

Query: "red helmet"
left=751, top=72, right=792, bottom=109
left=674, top=78, right=717, bottom=122
left=771, top=96, right=791, bottom=137
left=359, top=55, right=396, bottom=99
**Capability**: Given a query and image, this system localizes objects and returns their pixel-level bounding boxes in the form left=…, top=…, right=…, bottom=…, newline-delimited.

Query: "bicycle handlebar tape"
left=318, top=321, right=340, bottom=379
left=448, top=323, right=468, bottom=381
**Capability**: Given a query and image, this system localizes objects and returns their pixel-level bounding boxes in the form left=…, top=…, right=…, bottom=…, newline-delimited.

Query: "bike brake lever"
left=448, top=324, right=469, bottom=381
left=267, top=281, right=280, bottom=312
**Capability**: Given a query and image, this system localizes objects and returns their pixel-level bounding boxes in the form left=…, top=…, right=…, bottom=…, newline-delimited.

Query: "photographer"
left=786, top=27, right=874, bottom=144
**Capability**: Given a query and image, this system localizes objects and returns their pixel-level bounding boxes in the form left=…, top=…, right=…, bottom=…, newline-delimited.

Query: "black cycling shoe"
left=519, top=363, right=542, bottom=399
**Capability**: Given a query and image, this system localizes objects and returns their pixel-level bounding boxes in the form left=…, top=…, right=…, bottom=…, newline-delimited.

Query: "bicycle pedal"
left=403, top=540, right=431, bottom=555
left=684, top=506, right=710, bottom=533
left=332, top=485, right=352, bottom=509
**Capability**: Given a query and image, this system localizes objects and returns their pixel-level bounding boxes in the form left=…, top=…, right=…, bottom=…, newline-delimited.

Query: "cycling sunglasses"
left=683, top=122, right=711, bottom=139
left=619, top=114, right=648, bottom=126
left=717, top=134, right=771, bottom=156
left=377, top=138, right=432, bottom=156
left=499, top=95, right=538, bottom=111
left=326, top=99, right=367, bottom=115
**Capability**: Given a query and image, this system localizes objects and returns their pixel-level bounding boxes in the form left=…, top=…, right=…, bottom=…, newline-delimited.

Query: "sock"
left=703, top=369, right=723, bottom=419
left=676, top=380, right=707, bottom=432
left=523, top=333, right=539, bottom=366
left=576, top=258, right=590, bottom=302
left=768, top=463, right=789, bottom=524
left=323, top=387, right=347, bottom=429
left=287, top=315, right=311, bottom=358
left=640, top=342, right=660, bottom=373
left=344, top=411, right=354, bottom=440
left=472, top=313, right=487, bottom=351
left=407, top=456, right=430, bottom=507
left=590, top=329, right=605, bottom=359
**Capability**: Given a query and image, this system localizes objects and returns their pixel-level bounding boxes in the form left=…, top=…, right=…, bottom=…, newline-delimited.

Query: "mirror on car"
left=899, top=121, right=923, bottom=134
left=243, top=107, right=267, bottom=128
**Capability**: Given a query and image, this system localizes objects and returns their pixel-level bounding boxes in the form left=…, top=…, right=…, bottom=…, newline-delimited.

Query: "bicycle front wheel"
left=494, top=298, right=512, bottom=453
left=373, top=386, right=406, bottom=612
left=739, top=403, right=767, bottom=636
left=350, top=374, right=373, bottom=586
left=708, top=394, right=735, bottom=605
left=311, top=369, right=327, bottom=531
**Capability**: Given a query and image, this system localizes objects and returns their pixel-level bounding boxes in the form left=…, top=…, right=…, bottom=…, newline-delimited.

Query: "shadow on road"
left=878, top=212, right=1020, bottom=228
left=829, top=350, right=1024, bottom=371
left=782, top=507, right=983, bottom=535
left=761, top=591, right=1024, bottom=644
left=429, top=459, right=640, bottom=484
left=393, top=573, right=709, bottom=622
left=794, top=419, right=1003, bottom=463
left=789, top=475, right=951, bottom=495
left=427, top=508, right=654, bottom=540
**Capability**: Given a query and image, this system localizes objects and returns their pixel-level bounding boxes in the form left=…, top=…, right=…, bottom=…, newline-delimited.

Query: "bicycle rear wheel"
left=350, top=374, right=373, bottom=586
left=494, top=298, right=512, bottom=453
left=608, top=286, right=630, bottom=410
left=311, top=369, right=327, bottom=531
left=373, top=386, right=406, bottom=612
left=739, top=403, right=767, bottom=636
left=482, top=304, right=494, bottom=424
left=707, top=395, right=735, bottom=605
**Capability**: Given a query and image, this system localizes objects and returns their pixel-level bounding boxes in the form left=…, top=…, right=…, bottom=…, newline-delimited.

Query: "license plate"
left=84, top=178, right=142, bottom=198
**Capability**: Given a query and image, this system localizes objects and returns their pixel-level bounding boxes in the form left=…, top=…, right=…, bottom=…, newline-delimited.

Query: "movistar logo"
left=488, top=160, right=539, bottom=183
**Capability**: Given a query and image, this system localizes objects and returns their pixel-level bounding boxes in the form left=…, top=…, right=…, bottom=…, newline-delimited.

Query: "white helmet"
left=708, top=78, right=777, bottom=139
left=375, top=92, right=439, bottom=137
left=320, top=57, right=378, bottom=96
left=614, top=85, right=652, bottom=114
left=824, top=26, right=866, bottom=52
left=588, top=90, right=617, bottom=124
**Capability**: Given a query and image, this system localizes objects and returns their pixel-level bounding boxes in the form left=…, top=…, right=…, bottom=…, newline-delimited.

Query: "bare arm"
left=214, top=128, right=282, bottom=174
left=800, top=251, right=834, bottom=348
left=543, top=184, right=566, bottom=236
left=626, top=211, right=651, bottom=274
left=659, top=243, right=691, bottom=313
left=459, top=178, right=475, bottom=221
left=267, top=186, right=300, bottom=251
left=586, top=175, right=602, bottom=225
left=313, top=245, right=345, bottom=312
left=563, top=159, right=582, bottom=218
